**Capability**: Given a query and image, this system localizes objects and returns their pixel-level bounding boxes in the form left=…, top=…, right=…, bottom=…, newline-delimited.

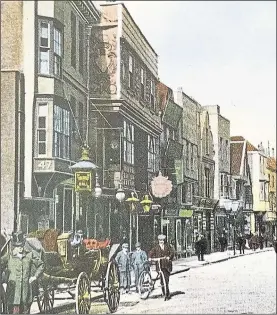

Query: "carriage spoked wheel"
left=104, top=261, right=120, bottom=313
left=138, top=271, right=153, bottom=300
left=37, top=285, right=55, bottom=314
left=75, top=272, right=91, bottom=314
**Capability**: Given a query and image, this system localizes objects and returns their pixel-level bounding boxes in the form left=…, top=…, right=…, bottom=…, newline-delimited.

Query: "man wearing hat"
left=115, top=243, right=131, bottom=294
left=1, top=231, right=44, bottom=314
left=149, top=234, right=174, bottom=300
left=131, top=242, right=147, bottom=292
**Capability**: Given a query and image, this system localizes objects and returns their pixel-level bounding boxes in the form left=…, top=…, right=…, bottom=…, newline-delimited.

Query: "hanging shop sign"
left=75, top=171, right=92, bottom=192
left=151, top=172, right=173, bottom=198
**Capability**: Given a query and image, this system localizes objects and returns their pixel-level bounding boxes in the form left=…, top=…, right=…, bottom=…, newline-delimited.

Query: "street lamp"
left=221, top=198, right=242, bottom=256
left=126, top=191, right=139, bottom=250
left=70, top=146, right=101, bottom=236
left=140, top=194, right=153, bottom=213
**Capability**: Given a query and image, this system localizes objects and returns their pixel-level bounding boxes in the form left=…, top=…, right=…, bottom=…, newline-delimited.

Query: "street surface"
left=30, top=250, right=276, bottom=314
left=117, top=251, right=276, bottom=314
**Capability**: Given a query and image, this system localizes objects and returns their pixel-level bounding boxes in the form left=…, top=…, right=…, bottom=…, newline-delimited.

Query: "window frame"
left=53, top=105, right=71, bottom=160
left=140, top=67, right=145, bottom=100
left=37, top=103, right=48, bottom=156
left=148, top=135, right=156, bottom=172
left=38, top=19, right=63, bottom=77
left=123, top=120, right=134, bottom=165
left=128, top=55, right=134, bottom=89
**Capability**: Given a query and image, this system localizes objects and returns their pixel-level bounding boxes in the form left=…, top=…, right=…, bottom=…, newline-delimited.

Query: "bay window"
left=53, top=105, right=70, bottom=159
left=38, top=19, right=63, bottom=77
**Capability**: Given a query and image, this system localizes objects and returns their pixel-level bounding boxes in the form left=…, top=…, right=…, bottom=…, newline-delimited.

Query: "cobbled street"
left=116, top=251, right=276, bottom=314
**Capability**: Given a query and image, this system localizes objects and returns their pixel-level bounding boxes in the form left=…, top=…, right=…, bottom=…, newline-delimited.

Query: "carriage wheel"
left=1, top=284, right=7, bottom=314
left=37, top=285, right=54, bottom=314
left=160, top=270, right=168, bottom=301
left=75, top=272, right=91, bottom=314
left=138, top=271, right=153, bottom=300
left=104, top=261, right=120, bottom=313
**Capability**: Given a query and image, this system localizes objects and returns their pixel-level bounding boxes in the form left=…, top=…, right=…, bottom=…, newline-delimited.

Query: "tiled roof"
left=267, top=157, right=276, bottom=171
left=230, top=142, right=244, bottom=175
left=246, top=142, right=259, bottom=152
left=231, top=136, right=245, bottom=141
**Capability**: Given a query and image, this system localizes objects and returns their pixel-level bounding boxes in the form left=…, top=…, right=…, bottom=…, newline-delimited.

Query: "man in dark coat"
left=148, top=234, right=174, bottom=300
left=195, top=233, right=202, bottom=261
left=1, top=231, right=44, bottom=314
left=199, top=234, right=208, bottom=261
left=218, top=234, right=227, bottom=252
left=237, top=233, right=246, bottom=254
left=115, top=243, right=131, bottom=294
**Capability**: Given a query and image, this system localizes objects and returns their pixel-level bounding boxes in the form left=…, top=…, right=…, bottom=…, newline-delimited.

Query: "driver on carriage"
left=0, top=231, right=44, bottom=314
left=148, top=234, right=174, bottom=301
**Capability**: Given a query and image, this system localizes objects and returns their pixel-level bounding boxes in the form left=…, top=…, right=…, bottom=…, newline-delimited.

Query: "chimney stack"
left=272, top=148, right=275, bottom=158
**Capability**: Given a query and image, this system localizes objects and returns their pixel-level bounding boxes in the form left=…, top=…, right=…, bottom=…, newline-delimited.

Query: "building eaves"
left=100, top=2, right=158, bottom=57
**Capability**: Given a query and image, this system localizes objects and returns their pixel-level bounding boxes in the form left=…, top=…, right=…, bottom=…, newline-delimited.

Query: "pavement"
left=29, top=246, right=274, bottom=314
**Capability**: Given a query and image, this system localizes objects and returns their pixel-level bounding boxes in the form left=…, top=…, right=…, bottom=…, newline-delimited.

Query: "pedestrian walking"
left=131, top=242, right=147, bottom=292
left=195, top=233, right=202, bottom=261
left=148, top=234, right=174, bottom=301
left=218, top=234, right=227, bottom=252
left=199, top=234, right=207, bottom=261
left=259, top=234, right=264, bottom=250
left=115, top=243, right=131, bottom=294
left=251, top=232, right=259, bottom=251
left=237, top=233, right=246, bottom=254
left=0, top=231, right=44, bottom=314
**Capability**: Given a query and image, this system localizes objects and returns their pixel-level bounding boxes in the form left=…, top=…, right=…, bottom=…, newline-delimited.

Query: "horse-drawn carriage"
left=1, top=229, right=121, bottom=314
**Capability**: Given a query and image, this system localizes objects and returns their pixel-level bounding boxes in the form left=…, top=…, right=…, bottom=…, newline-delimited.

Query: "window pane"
left=129, top=56, right=133, bottom=72
left=38, top=130, right=46, bottom=141
left=39, top=49, right=49, bottom=74
left=38, top=104, right=47, bottom=116
left=38, top=117, right=46, bottom=128
left=54, top=28, right=62, bottom=55
left=40, top=22, right=49, bottom=47
left=39, top=143, right=46, bottom=154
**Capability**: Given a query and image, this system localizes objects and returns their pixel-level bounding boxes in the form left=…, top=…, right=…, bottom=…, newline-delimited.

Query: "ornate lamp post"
left=126, top=191, right=139, bottom=250
left=70, top=146, right=102, bottom=236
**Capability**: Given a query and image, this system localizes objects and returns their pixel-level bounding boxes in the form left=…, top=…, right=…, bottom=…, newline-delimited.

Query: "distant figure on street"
left=195, top=233, right=202, bottom=261
left=115, top=243, right=131, bottom=294
left=149, top=234, right=174, bottom=300
left=250, top=233, right=259, bottom=251
left=218, top=234, right=227, bottom=252
left=131, top=242, right=147, bottom=292
left=259, top=234, right=264, bottom=250
left=0, top=231, right=44, bottom=314
left=236, top=233, right=246, bottom=254
left=273, top=235, right=277, bottom=253
left=199, top=234, right=208, bottom=261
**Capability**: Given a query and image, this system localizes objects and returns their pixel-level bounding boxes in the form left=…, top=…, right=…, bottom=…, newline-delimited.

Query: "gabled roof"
left=267, top=157, right=277, bottom=171
left=230, top=142, right=244, bottom=176
left=231, top=136, right=259, bottom=152
left=246, top=142, right=259, bottom=152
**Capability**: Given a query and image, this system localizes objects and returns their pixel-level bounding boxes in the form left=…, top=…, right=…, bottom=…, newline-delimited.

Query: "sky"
left=96, top=1, right=276, bottom=152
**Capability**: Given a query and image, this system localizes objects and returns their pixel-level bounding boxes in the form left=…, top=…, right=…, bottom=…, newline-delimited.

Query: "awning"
left=164, top=207, right=193, bottom=218
left=179, top=209, right=193, bottom=218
